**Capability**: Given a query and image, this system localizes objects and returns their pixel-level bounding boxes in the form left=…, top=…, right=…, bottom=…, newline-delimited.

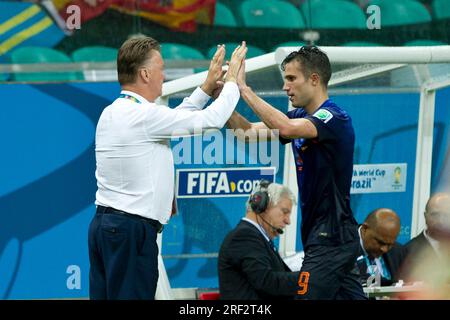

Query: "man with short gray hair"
left=89, top=36, right=247, bottom=300
left=218, top=180, right=300, bottom=300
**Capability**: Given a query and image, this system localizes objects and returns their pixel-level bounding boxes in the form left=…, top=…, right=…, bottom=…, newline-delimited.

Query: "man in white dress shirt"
left=88, top=36, right=247, bottom=299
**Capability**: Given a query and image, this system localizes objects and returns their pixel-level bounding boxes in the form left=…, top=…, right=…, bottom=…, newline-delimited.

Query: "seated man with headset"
left=218, top=180, right=300, bottom=300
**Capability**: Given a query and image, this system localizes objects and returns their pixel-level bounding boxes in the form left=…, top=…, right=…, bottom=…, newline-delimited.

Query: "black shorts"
left=296, top=241, right=367, bottom=300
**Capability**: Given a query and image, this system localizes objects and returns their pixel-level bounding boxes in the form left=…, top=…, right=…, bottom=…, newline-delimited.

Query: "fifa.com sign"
left=176, top=167, right=276, bottom=198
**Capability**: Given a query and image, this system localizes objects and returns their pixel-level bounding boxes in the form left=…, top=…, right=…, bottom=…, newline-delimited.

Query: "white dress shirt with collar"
left=242, top=218, right=271, bottom=242
left=95, top=82, right=239, bottom=224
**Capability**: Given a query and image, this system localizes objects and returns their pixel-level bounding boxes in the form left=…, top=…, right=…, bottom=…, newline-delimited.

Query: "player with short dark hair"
left=227, top=45, right=366, bottom=299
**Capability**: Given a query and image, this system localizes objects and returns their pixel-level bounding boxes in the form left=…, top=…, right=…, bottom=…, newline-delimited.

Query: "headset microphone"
left=259, top=215, right=284, bottom=235
left=249, top=180, right=284, bottom=235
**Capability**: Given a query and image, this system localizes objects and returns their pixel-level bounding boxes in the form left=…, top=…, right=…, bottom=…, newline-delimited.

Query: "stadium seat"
left=300, top=0, right=367, bottom=29
left=214, top=2, right=238, bottom=27
left=431, top=0, right=450, bottom=20
left=404, top=39, right=447, bottom=46
left=238, top=0, right=305, bottom=29
left=206, top=43, right=266, bottom=59
left=368, top=0, right=432, bottom=26
left=71, top=46, right=118, bottom=81
left=160, top=43, right=205, bottom=60
left=272, top=41, right=306, bottom=52
left=0, top=72, right=9, bottom=81
left=10, top=46, right=81, bottom=82
left=342, top=41, right=383, bottom=46
left=71, top=46, right=118, bottom=62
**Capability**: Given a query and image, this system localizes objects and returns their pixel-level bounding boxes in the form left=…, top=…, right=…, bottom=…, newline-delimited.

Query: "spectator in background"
left=218, top=181, right=299, bottom=300
left=403, top=193, right=450, bottom=275
left=399, top=192, right=450, bottom=299
left=356, top=208, right=406, bottom=287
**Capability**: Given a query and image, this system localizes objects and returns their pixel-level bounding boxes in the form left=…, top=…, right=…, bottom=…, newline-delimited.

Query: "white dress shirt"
left=95, top=82, right=240, bottom=224
left=242, top=217, right=270, bottom=242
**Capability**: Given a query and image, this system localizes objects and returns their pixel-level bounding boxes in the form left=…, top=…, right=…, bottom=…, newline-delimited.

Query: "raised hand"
left=201, top=44, right=226, bottom=96
left=237, top=57, right=247, bottom=90
left=225, top=41, right=247, bottom=83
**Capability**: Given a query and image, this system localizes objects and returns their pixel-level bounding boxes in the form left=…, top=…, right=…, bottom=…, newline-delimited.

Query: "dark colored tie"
left=268, top=239, right=277, bottom=251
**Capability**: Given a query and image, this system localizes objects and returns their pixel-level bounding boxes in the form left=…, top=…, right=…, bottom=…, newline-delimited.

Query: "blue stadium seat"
left=10, top=46, right=81, bottom=82
left=368, top=0, right=432, bottom=26
left=238, top=0, right=305, bottom=29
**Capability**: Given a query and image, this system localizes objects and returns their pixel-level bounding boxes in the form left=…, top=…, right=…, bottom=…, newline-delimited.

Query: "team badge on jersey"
left=313, top=109, right=333, bottom=123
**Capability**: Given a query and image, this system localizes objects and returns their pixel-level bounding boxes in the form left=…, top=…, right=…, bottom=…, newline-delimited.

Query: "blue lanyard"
left=364, top=256, right=391, bottom=280
left=118, top=93, right=141, bottom=104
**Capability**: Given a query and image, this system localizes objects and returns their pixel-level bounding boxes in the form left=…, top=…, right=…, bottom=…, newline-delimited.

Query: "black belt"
left=96, top=205, right=164, bottom=233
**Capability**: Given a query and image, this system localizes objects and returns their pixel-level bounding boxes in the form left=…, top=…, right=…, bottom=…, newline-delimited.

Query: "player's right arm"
left=226, top=111, right=276, bottom=142
left=225, top=57, right=277, bottom=142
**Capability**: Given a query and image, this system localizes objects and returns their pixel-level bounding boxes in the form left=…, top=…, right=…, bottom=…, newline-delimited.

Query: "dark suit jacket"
left=405, top=231, right=438, bottom=261
left=402, top=231, right=440, bottom=281
left=357, top=242, right=407, bottom=286
left=218, top=220, right=300, bottom=300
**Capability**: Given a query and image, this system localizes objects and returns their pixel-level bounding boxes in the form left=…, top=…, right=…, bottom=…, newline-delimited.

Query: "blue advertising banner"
left=176, top=167, right=275, bottom=198
left=0, top=81, right=449, bottom=298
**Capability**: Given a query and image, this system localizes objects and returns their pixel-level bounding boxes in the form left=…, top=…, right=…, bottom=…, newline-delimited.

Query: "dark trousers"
left=88, top=209, right=159, bottom=300
left=296, top=241, right=367, bottom=300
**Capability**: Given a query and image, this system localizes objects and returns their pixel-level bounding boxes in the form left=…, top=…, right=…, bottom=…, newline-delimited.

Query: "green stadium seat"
left=206, top=43, right=266, bottom=60
left=431, top=0, right=450, bottom=20
left=214, top=2, right=238, bottom=27
left=272, top=41, right=306, bottom=52
left=10, top=46, right=81, bottom=82
left=160, top=43, right=205, bottom=60
left=71, top=46, right=117, bottom=62
left=404, top=39, right=447, bottom=46
left=342, top=41, right=383, bottom=46
left=300, top=0, right=367, bottom=29
left=0, top=72, right=9, bottom=81
left=368, top=0, right=432, bottom=26
left=238, top=0, right=305, bottom=29
left=71, top=46, right=118, bottom=81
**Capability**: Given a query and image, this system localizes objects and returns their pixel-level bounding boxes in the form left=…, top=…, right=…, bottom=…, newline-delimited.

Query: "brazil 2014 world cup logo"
left=394, top=166, right=401, bottom=185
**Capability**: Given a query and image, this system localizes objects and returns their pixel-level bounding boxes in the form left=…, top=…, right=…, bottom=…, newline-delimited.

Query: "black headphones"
left=249, top=180, right=271, bottom=214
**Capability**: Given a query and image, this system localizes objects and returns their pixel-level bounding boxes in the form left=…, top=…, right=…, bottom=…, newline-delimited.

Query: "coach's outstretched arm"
left=145, top=42, right=248, bottom=138
left=175, top=44, right=227, bottom=111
